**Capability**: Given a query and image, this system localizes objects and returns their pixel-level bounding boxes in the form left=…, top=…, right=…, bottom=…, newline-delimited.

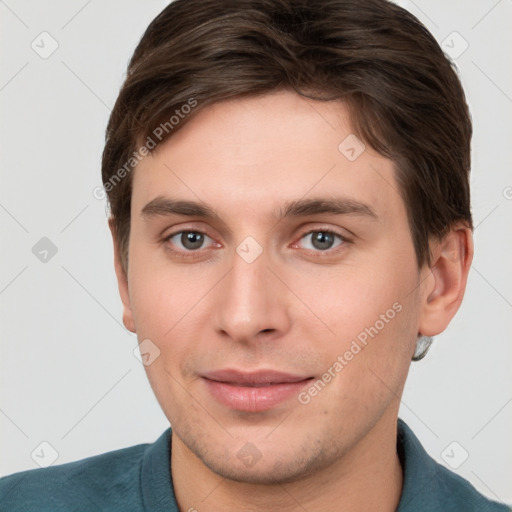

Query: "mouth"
left=201, top=369, right=314, bottom=412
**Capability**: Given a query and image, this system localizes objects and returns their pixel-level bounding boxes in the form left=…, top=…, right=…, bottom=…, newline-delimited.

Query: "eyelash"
left=293, top=230, right=347, bottom=253
left=161, top=228, right=350, bottom=259
left=160, top=231, right=216, bottom=261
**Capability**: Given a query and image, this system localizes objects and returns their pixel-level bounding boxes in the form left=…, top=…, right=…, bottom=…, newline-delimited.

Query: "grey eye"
left=181, top=232, right=204, bottom=250
left=300, top=231, right=343, bottom=251
left=168, top=231, right=212, bottom=251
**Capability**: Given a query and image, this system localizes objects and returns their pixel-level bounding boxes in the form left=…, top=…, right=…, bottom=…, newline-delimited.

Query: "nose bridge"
left=213, top=241, right=289, bottom=341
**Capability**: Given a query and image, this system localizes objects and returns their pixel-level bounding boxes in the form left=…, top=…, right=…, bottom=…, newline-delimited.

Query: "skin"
left=110, top=89, right=473, bottom=511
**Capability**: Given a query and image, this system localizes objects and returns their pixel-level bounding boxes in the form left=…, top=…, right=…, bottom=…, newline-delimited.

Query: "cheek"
left=127, top=255, right=213, bottom=415
left=292, top=254, right=421, bottom=410
left=127, top=246, right=227, bottom=398
left=292, top=255, right=419, bottom=347
left=127, top=240, right=211, bottom=338
left=301, top=267, right=419, bottom=424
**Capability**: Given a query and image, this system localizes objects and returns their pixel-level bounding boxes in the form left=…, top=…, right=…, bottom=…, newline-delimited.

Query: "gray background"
left=1, top=0, right=511, bottom=504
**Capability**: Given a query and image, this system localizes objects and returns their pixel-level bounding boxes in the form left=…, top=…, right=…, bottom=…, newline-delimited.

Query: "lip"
left=201, top=369, right=313, bottom=412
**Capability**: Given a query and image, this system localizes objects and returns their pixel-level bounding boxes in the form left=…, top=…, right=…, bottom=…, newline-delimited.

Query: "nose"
left=213, top=243, right=292, bottom=345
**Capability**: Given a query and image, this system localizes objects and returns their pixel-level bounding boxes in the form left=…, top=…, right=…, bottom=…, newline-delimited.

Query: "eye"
left=165, top=231, right=215, bottom=251
left=297, top=230, right=345, bottom=251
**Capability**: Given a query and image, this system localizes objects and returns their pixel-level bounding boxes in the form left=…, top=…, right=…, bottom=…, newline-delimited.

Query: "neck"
left=171, top=414, right=403, bottom=512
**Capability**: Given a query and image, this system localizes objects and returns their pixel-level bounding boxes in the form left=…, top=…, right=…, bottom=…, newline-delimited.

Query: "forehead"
left=131, top=90, right=405, bottom=225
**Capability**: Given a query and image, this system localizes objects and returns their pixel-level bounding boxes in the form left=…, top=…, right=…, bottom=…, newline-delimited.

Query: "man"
left=1, top=0, right=509, bottom=510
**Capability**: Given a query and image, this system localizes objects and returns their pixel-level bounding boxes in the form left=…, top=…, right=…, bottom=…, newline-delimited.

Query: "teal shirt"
left=0, top=420, right=509, bottom=511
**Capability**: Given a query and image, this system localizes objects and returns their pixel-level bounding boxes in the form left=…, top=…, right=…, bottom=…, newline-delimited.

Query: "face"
left=122, top=90, right=425, bottom=483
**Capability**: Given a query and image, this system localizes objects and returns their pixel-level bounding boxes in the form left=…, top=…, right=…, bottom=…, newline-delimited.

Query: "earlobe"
left=108, top=218, right=136, bottom=333
left=418, top=226, right=473, bottom=337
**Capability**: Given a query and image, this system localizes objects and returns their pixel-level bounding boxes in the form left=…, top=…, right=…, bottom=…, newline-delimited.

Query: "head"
left=102, top=0, right=473, bottom=484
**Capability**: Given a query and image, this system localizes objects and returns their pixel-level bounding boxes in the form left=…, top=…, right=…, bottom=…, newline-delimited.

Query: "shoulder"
left=0, top=441, right=150, bottom=512
left=397, top=419, right=511, bottom=512
left=432, top=462, right=510, bottom=512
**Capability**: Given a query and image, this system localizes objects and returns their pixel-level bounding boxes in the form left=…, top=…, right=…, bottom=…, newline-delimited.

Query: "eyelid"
left=161, top=221, right=216, bottom=240
left=295, top=223, right=352, bottom=241
left=163, top=229, right=217, bottom=248
left=161, top=225, right=352, bottom=256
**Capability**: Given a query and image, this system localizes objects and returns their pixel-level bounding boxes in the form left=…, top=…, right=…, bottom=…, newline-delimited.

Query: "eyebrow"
left=142, top=197, right=218, bottom=219
left=278, top=197, right=377, bottom=220
left=141, top=196, right=378, bottom=222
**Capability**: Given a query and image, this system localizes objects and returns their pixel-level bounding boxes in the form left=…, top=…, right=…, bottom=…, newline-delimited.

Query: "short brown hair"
left=102, top=0, right=472, bottom=274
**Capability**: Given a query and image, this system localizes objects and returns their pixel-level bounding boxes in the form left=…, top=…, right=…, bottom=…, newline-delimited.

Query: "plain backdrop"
left=1, top=0, right=511, bottom=504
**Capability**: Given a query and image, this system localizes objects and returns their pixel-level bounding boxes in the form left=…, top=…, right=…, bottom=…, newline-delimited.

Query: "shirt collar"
left=141, top=427, right=178, bottom=512
left=140, top=419, right=494, bottom=512
left=396, top=418, right=441, bottom=511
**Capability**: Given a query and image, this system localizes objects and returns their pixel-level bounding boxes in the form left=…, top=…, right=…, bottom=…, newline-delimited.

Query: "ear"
left=108, top=218, right=136, bottom=333
left=418, top=225, right=473, bottom=336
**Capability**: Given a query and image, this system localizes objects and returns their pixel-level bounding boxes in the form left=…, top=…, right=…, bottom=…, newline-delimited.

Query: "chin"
left=198, top=444, right=336, bottom=486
